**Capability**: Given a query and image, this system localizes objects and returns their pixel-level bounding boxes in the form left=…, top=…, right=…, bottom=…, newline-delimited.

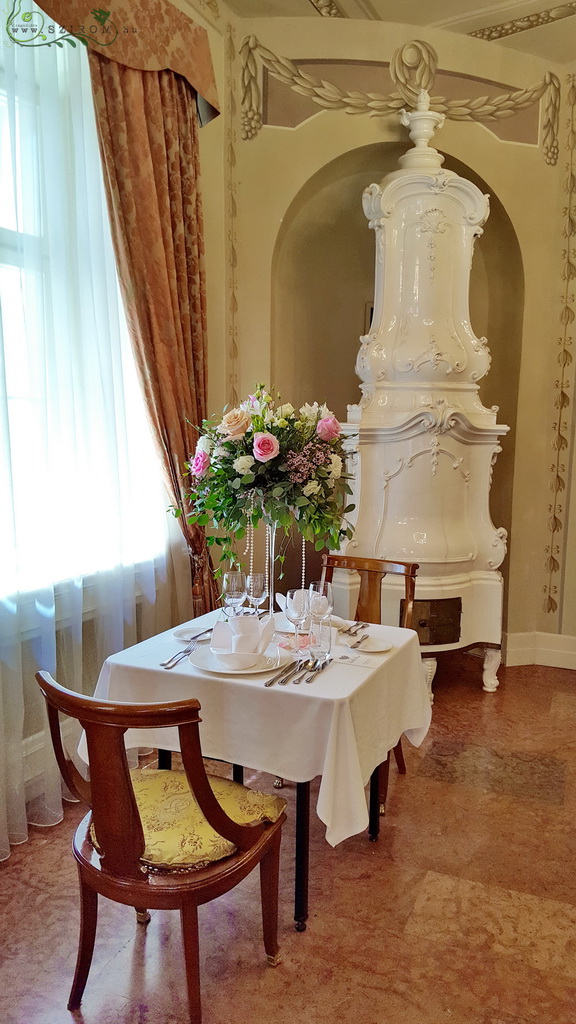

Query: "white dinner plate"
left=188, top=646, right=291, bottom=675
left=340, top=636, right=392, bottom=653
left=173, top=626, right=211, bottom=642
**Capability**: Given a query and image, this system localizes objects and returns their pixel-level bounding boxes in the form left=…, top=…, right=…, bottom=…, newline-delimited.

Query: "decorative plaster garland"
left=238, top=37, right=560, bottom=164
left=544, top=74, right=576, bottom=615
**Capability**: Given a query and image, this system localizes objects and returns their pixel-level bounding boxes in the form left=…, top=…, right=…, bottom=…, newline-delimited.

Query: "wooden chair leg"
left=259, top=830, right=282, bottom=966
left=68, top=874, right=98, bottom=1010
left=392, top=739, right=406, bottom=774
left=135, top=908, right=150, bottom=924
left=181, top=902, right=202, bottom=1024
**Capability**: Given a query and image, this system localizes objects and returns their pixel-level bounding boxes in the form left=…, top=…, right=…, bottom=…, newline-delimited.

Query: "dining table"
left=79, top=610, right=432, bottom=930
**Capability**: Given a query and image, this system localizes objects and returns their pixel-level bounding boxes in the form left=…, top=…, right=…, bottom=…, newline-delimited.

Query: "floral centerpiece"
left=181, top=385, right=354, bottom=577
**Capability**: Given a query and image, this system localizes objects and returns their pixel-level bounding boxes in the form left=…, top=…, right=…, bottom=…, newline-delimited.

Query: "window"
left=0, top=36, right=168, bottom=597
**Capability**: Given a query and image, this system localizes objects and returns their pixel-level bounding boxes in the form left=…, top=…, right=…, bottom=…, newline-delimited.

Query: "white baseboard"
left=504, top=632, right=576, bottom=669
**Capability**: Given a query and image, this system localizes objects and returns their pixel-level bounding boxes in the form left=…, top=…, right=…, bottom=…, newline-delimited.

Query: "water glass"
left=309, top=618, right=332, bottom=662
left=285, top=588, right=309, bottom=657
left=222, top=571, right=247, bottom=617
left=246, top=573, right=268, bottom=615
left=309, top=580, right=334, bottom=622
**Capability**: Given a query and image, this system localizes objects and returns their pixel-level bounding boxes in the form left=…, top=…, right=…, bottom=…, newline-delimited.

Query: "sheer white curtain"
left=0, top=35, right=187, bottom=860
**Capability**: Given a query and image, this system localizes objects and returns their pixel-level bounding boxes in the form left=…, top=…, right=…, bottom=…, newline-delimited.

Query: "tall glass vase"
left=266, top=522, right=277, bottom=617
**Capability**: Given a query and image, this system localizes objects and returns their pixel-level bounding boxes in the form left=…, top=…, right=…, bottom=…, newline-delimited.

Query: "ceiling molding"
left=307, top=0, right=346, bottom=16
left=469, top=3, right=576, bottom=41
left=431, top=0, right=551, bottom=30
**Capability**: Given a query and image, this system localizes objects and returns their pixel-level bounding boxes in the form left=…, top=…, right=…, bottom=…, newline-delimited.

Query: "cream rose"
left=233, top=454, right=255, bottom=474
left=302, top=479, right=321, bottom=497
left=216, top=407, right=252, bottom=440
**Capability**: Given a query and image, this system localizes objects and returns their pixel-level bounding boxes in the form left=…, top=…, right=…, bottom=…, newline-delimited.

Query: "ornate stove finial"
left=398, top=90, right=445, bottom=170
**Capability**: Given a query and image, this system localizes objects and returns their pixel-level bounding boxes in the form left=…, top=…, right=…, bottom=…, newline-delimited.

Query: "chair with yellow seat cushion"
left=36, top=671, right=286, bottom=1024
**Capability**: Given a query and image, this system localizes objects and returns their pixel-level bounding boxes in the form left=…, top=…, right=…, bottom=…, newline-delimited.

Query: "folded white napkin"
left=211, top=616, right=276, bottom=655
left=275, top=593, right=287, bottom=611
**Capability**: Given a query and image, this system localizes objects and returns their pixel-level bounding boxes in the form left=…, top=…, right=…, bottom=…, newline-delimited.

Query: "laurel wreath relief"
left=239, top=36, right=560, bottom=166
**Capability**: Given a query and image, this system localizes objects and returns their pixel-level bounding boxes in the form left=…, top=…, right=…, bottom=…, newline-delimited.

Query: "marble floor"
left=1, top=653, right=576, bottom=1024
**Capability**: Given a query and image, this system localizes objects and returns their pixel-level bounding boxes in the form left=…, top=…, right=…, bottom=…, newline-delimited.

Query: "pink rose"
left=253, top=431, right=280, bottom=463
left=316, top=415, right=340, bottom=442
left=189, top=449, right=210, bottom=478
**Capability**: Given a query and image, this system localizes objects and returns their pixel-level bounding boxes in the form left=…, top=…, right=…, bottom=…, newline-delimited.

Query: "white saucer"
left=188, top=646, right=291, bottom=675
left=341, top=637, right=392, bottom=653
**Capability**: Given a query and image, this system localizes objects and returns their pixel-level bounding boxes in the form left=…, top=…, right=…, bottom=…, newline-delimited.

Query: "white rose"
left=233, top=454, right=255, bottom=474
left=299, top=402, right=319, bottom=421
left=302, top=479, right=321, bottom=497
left=277, top=403, right=294, bottom=419
left=328, top=454, right=342, bottom=479
left=196, top=435, right=213, bottom=454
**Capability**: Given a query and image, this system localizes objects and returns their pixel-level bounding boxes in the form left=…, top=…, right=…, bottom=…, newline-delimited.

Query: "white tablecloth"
left=81, top=612, right=432, bottom=847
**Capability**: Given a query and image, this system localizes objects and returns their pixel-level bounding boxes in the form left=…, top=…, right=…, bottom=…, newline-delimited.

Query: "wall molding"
left=504, top=631, right=576, bottom=668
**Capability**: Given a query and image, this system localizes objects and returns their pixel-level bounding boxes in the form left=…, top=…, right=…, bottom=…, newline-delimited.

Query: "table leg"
left=369, top=762, right=381, bottom=842
left=232, top=764, right=244, bottom=784
left=158, top=749, right=172, bottom=770
left=294, top=781, right=310, bottom=932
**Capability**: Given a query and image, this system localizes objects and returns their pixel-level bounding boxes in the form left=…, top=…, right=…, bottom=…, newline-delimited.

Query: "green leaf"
left=295, top=497, right=309, bottom=507
left=343, top=504, right=355, bottom=514
left=272, top=486, right=284, bottom=497
left=241, top=474, right=255, bottom=484
left=197, top=514, right=209, bottom=525
left=231, top=478, right=241, bottom=490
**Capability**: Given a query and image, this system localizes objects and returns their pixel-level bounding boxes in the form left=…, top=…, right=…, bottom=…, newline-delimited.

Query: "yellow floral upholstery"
left=90, top=770, right=286, bottom=872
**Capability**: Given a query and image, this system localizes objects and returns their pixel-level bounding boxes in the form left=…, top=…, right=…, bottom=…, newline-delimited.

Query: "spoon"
left=292, top=656, right=318, bottom=684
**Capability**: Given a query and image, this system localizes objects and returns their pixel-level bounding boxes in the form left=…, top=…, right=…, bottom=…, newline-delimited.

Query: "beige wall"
left=193, top=7, right=574, bottom=647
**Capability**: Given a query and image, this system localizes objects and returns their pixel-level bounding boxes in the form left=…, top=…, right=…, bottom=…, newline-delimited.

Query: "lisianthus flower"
left=253, top=431, right=280, bottom=463
left=217, top=407, right=252, bottom=439
left=277, top=403, right=295, bottom=419
left=299, top=401, right=319, bottom=421
left=196, top=435, right=213, bottom=454
left=302, top=478, right=321, bottom=497
left=317, top=415, right=340, bottom=442
left=189, top=449, right=210, bottom=478
left=328, top=453, right=343, bottom=478
left=233, top=454, right=255, bottom=474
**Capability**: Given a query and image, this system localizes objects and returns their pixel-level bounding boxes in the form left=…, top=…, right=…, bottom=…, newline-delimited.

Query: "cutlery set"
left=162, top=618, right=368, bottom=677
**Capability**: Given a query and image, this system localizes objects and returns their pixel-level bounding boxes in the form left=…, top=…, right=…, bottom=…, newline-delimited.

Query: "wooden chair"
left=36, top=671, right=286, bottom=1024
left=320, top=553, right=419, bottom=827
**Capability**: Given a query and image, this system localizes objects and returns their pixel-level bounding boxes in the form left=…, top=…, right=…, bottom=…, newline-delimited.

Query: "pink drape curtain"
left=88, top=52, right=217, bottom=612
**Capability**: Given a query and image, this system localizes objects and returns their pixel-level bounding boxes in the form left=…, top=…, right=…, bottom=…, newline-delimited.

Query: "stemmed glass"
left=246, top=573, right=268, bottom=616
left=221, top=571, right=247, bottom=617
left=309, top=581, right=334, bottom=623
left=285, top=588, right=309, bottom=658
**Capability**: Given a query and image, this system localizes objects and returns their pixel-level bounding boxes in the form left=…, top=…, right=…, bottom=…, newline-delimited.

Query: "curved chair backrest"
left=320, top=553, right=419, bottom=629
left=36, top=672, right=267, bottom=880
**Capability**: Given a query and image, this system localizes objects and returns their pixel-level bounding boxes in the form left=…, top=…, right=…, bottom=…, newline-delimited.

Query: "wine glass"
left=309, top=580, right=334, bottom=623
left=246, top=573, right=268, bottom=616
left=285, top=588, right=309, bottom=658
left=221, top=571, right=247, bottom=617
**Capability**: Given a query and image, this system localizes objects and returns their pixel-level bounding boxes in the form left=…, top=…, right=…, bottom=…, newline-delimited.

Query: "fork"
left=161, top=640, right=200, bottom=669
left=342, top=621, right=369, bottom=636
left=349, top=633, right=369, bottom=649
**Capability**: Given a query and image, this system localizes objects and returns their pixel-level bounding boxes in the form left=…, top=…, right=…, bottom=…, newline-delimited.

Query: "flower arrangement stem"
left=267, top=522, right=277, bottom=616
